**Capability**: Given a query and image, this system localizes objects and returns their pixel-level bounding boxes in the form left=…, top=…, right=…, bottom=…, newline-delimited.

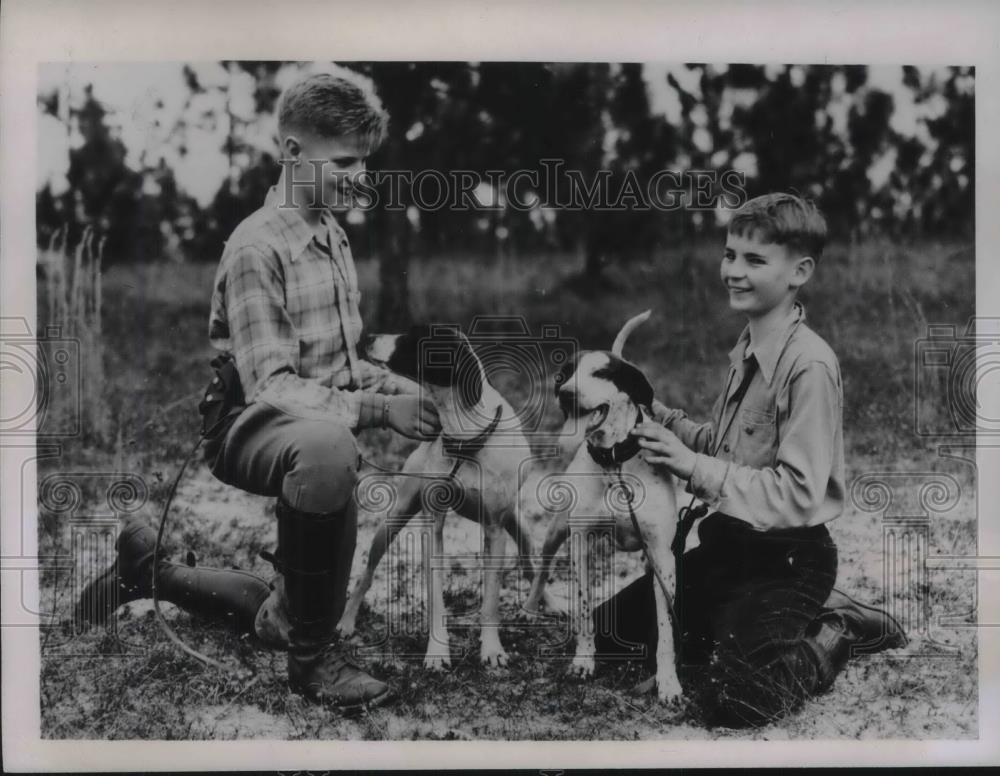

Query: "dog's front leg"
left=479, top=516, right=510, bottom=668
left=649, top=548, right=682, bottom=703
left=523, top=513, right=569, bottom=615
left=567, top=525, right=596, bottom=676
left=423, top=508, right=451, bottom=670
left=501, top=509, right=536, bottom=584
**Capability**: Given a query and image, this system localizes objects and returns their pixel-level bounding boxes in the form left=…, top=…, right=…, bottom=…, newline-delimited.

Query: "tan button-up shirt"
left=655, top=303, right=846, bottom=530
left=209, top=187, right=402, bottom=427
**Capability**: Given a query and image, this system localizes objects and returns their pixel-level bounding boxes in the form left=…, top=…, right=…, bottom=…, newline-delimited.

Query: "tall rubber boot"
left=276, top=498, right=392, bottom=712
left=74, top=517, right=271, bottom=635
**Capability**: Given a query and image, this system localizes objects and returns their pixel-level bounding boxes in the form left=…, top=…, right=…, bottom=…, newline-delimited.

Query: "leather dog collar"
left=441, top=405, right=504, bottom=461
left=586, top=406, right=644, bottom=468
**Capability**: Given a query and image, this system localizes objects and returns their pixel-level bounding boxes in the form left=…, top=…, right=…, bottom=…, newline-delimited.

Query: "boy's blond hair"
left=277, top=67, right=389, bottom=154
left=728, top=193, right=828, bottom=261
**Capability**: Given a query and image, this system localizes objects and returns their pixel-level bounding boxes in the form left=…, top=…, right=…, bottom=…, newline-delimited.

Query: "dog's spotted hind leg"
left=479, top=518, right=510, bottom=668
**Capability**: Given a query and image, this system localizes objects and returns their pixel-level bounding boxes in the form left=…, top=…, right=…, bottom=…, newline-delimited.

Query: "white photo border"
left=2, top=0, right=998, bottom=769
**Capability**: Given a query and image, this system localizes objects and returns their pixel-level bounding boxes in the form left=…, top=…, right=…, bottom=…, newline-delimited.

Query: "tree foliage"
left=37, top=62, right=974, bottom=286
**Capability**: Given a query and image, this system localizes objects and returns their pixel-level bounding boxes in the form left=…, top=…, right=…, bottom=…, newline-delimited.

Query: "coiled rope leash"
left=151, top=432, right=224, bottom=671
left=151, top=402, right=501, bottom=671
left=151, top=416, right=255, bottom=680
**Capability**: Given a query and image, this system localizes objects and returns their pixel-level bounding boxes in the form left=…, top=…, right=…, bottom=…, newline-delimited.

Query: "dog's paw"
left=480, top=646, right=509, bottom=669
left=567, top=654, right=595, bottom=677
left=655, top=674, right=683, bottom=706
left=337, top=606, right=360, bottom=637
left=423, top=652, right=452, bottom=671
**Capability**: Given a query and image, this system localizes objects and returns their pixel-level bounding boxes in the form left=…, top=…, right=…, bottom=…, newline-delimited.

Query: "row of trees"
left=37, top=63, right=973, bottom=325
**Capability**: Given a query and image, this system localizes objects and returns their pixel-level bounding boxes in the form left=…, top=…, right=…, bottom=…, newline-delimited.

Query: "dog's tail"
left=611, top=310, right=652, bottom=357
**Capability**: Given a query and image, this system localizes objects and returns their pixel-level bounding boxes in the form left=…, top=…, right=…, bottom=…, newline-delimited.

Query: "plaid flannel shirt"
left=209, top=187, right=404, bottom=428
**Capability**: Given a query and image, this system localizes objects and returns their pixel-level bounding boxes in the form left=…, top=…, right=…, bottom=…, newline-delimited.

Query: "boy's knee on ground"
left=689, top=627, right=820, bottom=728
left=281, top=422, right=359, bottom=513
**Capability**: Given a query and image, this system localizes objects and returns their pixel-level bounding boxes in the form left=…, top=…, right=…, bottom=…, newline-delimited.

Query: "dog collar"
left=586, top=407, right=644, bottom=468
left=441, top=405, right=504, bottom=461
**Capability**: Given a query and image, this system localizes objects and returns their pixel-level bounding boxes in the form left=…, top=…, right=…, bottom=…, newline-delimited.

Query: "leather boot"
left=276, top=498, right=392, bottom=712
left=804, top=587, right=908, bottom=691
left=254, top=570, right=293, bottom=650
left=75, top=518, right=156, bottom=630
left=823, top=588, right=908, bottom=649
left=75, top=517, right=271, bottom=634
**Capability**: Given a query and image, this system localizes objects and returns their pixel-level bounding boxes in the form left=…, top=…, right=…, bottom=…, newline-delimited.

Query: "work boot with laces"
left=288, top=642, right=392, bottom=711
left=277, top=497, right=394, bottom=712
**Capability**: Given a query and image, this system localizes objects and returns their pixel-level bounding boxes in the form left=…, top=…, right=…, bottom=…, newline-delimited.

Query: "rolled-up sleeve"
left=225, top=244, right=364, bottom=426
left=688, top=361, right=841, bottom=529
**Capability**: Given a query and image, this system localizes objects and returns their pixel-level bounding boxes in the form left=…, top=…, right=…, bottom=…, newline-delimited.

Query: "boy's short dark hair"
left=728, top=193, right=828, bottom=260
left=278, top=68, right=389, bottom=154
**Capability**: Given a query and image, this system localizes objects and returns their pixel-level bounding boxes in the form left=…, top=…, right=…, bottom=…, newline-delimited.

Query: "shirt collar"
left=728, top=302, right=805, bottom=385
left=263, top=186, right=343, bottom=262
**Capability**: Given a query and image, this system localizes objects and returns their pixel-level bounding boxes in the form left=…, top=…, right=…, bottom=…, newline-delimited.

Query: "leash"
left=151, top=402, right=503, bottom=670
left=615, top=464, right=674, bottom=602
left=151, top=410, right=253, bottom=676
left=585, top=356, right=756, bottom=600
left=585, top=407, right=674, bottom=600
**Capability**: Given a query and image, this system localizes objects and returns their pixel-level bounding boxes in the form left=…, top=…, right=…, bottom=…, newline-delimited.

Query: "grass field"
left=38, top=237, right=978, bottom=739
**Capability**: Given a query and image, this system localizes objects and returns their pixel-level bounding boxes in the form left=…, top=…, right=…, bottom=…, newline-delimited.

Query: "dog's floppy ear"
left=596, top=356, right=654, bottom=408
left=618, top=359, right=655, bottom=407
left=384, top=324, right=431, bottom=380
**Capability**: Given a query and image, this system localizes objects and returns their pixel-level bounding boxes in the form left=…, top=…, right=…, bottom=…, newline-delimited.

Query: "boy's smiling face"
left=286, top=131, right=369, bottom=212
left=721, top=230, right=814, bottom=319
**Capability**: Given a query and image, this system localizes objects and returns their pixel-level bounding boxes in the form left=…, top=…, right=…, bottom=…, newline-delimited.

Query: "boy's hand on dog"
left=632, top=421, right=697, bottom=479
left=387, top=395, right=441, bottom=440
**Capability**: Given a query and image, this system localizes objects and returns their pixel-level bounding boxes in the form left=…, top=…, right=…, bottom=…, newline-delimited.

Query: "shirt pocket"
left=737, top=406, right=778, bottom=467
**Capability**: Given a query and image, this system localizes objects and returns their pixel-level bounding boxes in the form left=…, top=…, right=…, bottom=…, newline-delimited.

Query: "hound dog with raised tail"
left=523, top=311, right=683, bottom=703
left=338, top=325, right=535, bottom=669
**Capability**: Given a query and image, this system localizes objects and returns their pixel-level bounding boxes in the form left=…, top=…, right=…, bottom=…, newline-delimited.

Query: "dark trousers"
left=594, top=513, right=837, bottom=727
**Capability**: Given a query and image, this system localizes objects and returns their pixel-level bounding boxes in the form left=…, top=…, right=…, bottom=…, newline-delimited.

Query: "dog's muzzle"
left=585, top=406, right=644, bottom=468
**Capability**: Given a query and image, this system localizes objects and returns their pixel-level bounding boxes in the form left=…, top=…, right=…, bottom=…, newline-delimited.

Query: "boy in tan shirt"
left=598, top=193, right=907, bottom=727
